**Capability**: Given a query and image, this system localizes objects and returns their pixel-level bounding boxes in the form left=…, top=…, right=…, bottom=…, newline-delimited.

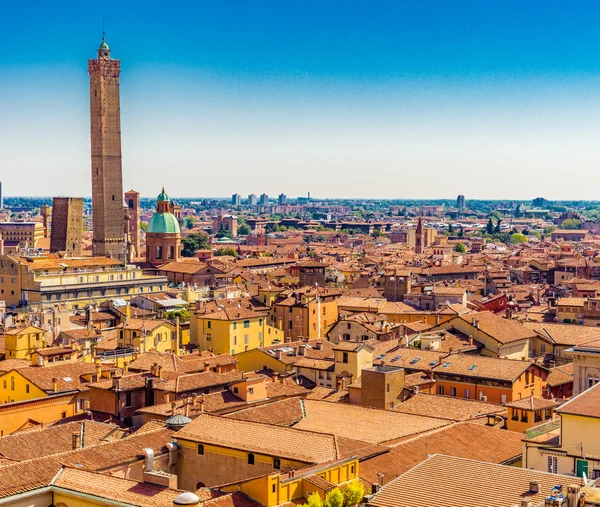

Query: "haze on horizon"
left=2, top=1, right=600, bottom=201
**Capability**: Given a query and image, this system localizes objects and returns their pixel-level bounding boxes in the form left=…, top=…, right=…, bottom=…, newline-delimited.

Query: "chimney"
left=157, top=365, right=163, bottom=380
left=185, top=397, right=190, bottom=418
left=112, top=371, right=122, bottom=390
left=204, top=362, right=211, bottom=373
left=199, top=394, right=205, bottom=413
left=521, top=501, right=532, bottom=507
left=567, top=484, right=582, bottom=507
left=298, top=345, right=306, bottom=356
left=272, top=372, right=279, bottom=384
left=52, top=377, right=59, bottom=392
left=315, top=341, right=322, bottom=350
left=529, top=481, right=540, bottom=494
left=72, top=432, right=82, bottom=450
left=171, top=402, right=177, bottom=416
left=336, top=378, right=344, bottom=391
left=95, top=361, right=102, bottom=378
left=468, top=335, right=474, bottom=346
left=275, top=350, right=283, bottom=360
left=191, top=393, right=198, bottom=406
left=143, top=448, right=155, bottom=472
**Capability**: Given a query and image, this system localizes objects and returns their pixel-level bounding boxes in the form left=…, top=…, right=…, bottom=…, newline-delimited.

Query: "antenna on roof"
left=102, top=17, right=106, bottom=42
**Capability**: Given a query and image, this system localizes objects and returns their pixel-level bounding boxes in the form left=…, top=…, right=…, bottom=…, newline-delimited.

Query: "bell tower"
left=88, top=35, right=126, bottom=260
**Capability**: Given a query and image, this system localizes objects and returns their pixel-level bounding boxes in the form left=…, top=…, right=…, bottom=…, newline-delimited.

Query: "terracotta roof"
left=5, top=362, right=97, bottom=393
left=0, top=421, right=124, bottom=461
left=394, top=394, right=505, bottom=422
left=432, top=354, right=534, bottom=382
left=457, top=311, right=537, bottom=344
left=524, top=322, right=600, bottom=346
left=557, top=382, right=600, bottom=418
left=292, top=400, right=449, bottom=444
left=174, top=413, right=341, bottom=463
left=227, top=397, right=305, bottom=426
left=546, top=363, right=574, bottom=387
left=153, top=371, right=244, bottom=393
left=505, top=396, right=559, bottom=411
left=368, top=454, right=582, bottom=507
left=360, top=423, right=524, bottom=487
left=378, top=348, right=447, bottom=371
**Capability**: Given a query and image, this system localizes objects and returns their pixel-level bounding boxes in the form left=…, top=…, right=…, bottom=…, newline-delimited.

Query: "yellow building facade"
left=3, top=325, right=46, bottom=359
left=191, top=309, right=284, bottom=355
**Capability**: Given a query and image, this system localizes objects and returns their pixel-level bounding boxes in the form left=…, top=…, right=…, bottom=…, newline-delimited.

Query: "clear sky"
left=2, top=0, right=600, bottom=200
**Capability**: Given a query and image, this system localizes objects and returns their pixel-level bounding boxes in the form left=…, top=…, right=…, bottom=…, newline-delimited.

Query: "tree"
left=304, top=234, right=314, bottom=244
left=298, top=481, right=364, bottom=507
left=184, top=216, right=195, bottom=230
left=166, top=309, right=190, bottom=322
left=238, top=223, right=251, bottom=235
left=561, top=218, right=582, bottom=230
left=372, top=229, right=385, bottom=238
left=515, top=204, right=522, bottom=218
left=486, top=218, right=494, bottom=235
left=215, top=247, right=238, bottom=257
left=494, top=219, right=501, bottom=234
left=454, top=242, right=466, bottom=253
left=489, top=210, right=502, bottom=220
left=509, top=233, right=527, bottom=245
left=182, top=232, right=210, bottom=257
left=448, top=223, right=454, bottom=234
left=140, top=221, right=148, bottom=232
left=458, top=226, right=464, bottom=238
left=544, top=225, right=557, bottom=235
left=343, top=480, right=365, bottom=507
left=216, top=224, right=232, bottom=239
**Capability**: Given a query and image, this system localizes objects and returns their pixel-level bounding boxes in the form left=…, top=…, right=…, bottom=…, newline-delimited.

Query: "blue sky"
left=2, top=1, right=600, bottom=199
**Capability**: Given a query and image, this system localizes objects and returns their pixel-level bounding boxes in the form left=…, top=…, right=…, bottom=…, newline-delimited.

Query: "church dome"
left=157, top=188, right=170, bottom=202
left=147, top=212, right=180, bottom=234
left=99, top=40, right=109, bottom=50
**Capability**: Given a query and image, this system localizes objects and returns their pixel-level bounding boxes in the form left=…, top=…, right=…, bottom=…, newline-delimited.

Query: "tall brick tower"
left=88, top=35, right=125, bottom=260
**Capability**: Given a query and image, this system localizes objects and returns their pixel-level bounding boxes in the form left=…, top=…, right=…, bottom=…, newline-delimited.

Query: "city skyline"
left=3, top=1, right=600, bottom=199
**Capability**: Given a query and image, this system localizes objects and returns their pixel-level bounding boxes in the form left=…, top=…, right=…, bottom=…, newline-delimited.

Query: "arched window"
left=197, top=444, right=204, bottom=455
left=248, top=453, right=255, bottom=465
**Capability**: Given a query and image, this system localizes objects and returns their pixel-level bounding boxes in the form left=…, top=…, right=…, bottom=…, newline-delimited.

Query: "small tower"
left=415, top=217, right=424, bottom=254
left=124, top=190, right=140, bottom=259
left=146, top=188, right=182, bottom=266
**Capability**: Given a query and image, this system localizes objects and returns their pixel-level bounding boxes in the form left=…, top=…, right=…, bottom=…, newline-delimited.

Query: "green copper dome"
left=99, top=40, right=109, bottom=50
left=157, top=188, right=170, bottom=202
left=147, top=212, right=180, bottom=234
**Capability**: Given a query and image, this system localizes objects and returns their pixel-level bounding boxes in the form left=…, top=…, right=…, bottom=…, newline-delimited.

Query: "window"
left=206, top=333, right=212, bottom=341
left=521, top=410, right=528, bottom=423
left=273, top=458, right=281, bottom=469
left=61, top=411, right=67, bottom=419
left=525, top=371, right=530, bottom=386
left=125, top=392, right=132, bottom=408
left=464, top=389, right=470, bottom=399
left=350, top=464, right=355, bottom=474
left=511, top=409, right=519, bottom=421
left=2, top=380, right=5, bottom=389
left=248, top=388, right=254, bottom=395
left=500, top=394, right=507, bottom=405
left=244, top=320, right=250, bottom=328
left=272, top=484, right=276, bottom=493
left=156, top=246, right=163, bottom=259
left=545, top=408, right=552, bottom=420
left=168, top=246, right=174, bottom=259
left=535, top=410, right=542, bottom=423
left=25, top=384, right=29, bottom=394
left=233, top=322, right=237, bottom=330
left=387, top=383, right=390, bottom=393
left=248, top=453, right=255, bottom=465
left=259, top=319, right=263, bottom=326
left=438, top=385, right=444, bottom=395
left=342, top=352, right=349, bottom=364
left=244, top=334, right=249, bottom=344
left=450, top=387, right=456, bottom=397
left=10, top=377, right=14, bottom=391
left=197, top=444, right=205, bottom=455
left=547, top=456, right=558, bottom=474
left=207, top=321, right=211, bottom=329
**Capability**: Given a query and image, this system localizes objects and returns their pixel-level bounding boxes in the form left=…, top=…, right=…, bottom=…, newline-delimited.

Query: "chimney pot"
left=529, top=480, right=540, bottom=493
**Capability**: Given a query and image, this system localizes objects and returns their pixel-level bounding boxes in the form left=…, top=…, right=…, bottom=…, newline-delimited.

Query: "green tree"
left=372, top=229, right=385, bottom=238
left=304, top=234, right=314, bottom=244
left=543, top=225, right=557, bottom=235
left=448, top=223, right=454, bottom=234
left=509, top=233, right=527, bottom=245
left=140, top=221, right=148, bottom=232
left=454, top=242, right=466, bottom=253
left=166, top=309, right=190, bottom=322
left=216, top=224, right=232, bottom=239
left=486, top=218, right=494, bottom=235
left=215, top=247, right=238, bottom=257
left=184, top=216, right=195, bottom=230
left=515, top=204, right=522, bottom=218
left=489, top=210, right=502, bottom=220
left=494, top=219, right=501, bottom=234
left=325, top=489, right=343, bottom=507
left=182, top=232, right=210, bottom=257
left=458, top=226, right=464, bottom=238
left=343, top=480, right=365, bottom=507
left=238, top=223, right=251, bottom=235
left=561, top=218, right=582, bottom=230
